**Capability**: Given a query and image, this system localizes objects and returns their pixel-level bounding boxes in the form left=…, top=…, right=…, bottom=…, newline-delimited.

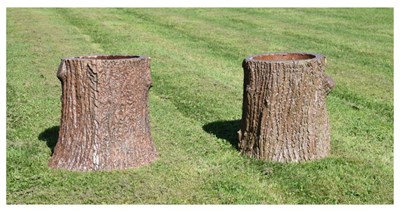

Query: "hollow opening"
left=75, top=55, right=141, bottom=60
left=252, top=53, right=315, bottom=61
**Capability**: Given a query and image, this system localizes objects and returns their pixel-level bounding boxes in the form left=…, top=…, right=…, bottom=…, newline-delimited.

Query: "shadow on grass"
left=202, top=120, right=241, bottom=150
left=38, top=125, right=59, bottom=155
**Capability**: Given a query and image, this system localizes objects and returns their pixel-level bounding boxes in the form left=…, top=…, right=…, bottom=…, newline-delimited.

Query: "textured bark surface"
left=49, top=55, right=157, bottom=171
left=238, top=53, right=335, bottom=162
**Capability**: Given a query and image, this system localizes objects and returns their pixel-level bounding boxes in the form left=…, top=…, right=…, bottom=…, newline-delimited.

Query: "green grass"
left=6, top=8, right=393, bottom=204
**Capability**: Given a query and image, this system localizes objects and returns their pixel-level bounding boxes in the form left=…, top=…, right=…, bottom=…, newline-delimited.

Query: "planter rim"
left=61, top=55, right=150, bottom=61
left=245, top=52, right=324, bottom=63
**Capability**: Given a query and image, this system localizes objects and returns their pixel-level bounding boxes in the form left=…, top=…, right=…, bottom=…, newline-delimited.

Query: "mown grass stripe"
left=54, top=9, right=244, bottom=122
left=113, top=9, right=393, bottom=120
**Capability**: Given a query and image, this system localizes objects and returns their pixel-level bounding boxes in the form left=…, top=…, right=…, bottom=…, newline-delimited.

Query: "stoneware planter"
left=49, top=55, right=157, bottom=171
left=238, top=52, right=335, bottom=162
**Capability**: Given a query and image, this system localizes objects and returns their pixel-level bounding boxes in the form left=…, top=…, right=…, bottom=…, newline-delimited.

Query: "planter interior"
left=74, top=55, right=142, bottom=60
left=251, top=53, right=316, bottom=61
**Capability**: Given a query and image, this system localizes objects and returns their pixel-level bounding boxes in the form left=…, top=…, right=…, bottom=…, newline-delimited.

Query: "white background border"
left=1, top=0, right=398, bottom=211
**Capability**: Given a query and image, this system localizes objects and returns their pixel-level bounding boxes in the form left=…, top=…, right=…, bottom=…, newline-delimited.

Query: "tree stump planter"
left=238, top=52, right=335, bottom=162
left=49, top=55, right=157, bottom=171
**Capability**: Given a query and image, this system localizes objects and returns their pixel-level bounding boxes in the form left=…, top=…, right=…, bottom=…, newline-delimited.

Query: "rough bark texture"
left=49, top=55, right=157, bottom=171
left=238, top=53, right=335, bottom=162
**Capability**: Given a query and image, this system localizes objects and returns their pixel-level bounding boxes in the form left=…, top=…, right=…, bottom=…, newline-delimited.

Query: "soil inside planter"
left=252, top=53, right=315, bottom=61
left=75, top=55, right=141, bottom=60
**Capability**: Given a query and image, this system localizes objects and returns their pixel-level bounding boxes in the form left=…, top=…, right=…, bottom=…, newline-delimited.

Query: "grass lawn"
left=6, top=8, right=393, bottom=204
